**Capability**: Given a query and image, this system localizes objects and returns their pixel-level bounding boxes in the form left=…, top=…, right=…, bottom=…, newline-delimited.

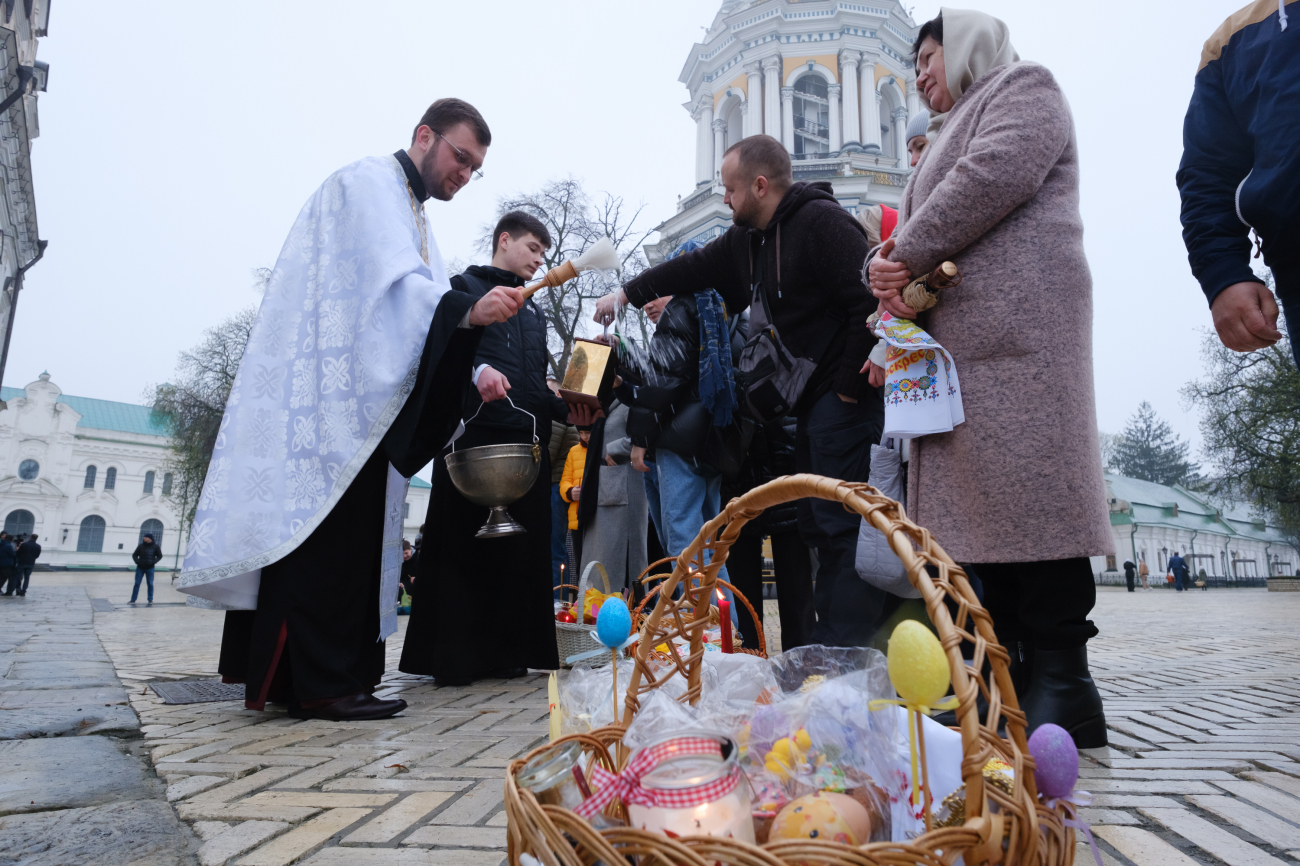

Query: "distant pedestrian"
left=1123, top=559, right=1136, bottom=592
left=1167, top=551, right=1190, bottom=593
left=1138, top=558, right=1151, bottom=591
left=130, top=534, right=164, bottom=604
left=14, top=534, right=40, bottom=597
left=0, top=532, right=16, bottom=597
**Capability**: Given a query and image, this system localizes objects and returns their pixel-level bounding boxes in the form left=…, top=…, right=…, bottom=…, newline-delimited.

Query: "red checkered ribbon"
left=572, top=736, right=739, bottom=819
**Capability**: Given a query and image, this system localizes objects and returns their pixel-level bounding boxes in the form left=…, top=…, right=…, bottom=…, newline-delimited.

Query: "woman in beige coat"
left=868, top=9, right=1112, bottom=748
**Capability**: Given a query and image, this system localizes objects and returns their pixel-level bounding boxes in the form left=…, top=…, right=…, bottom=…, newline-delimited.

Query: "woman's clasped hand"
left=867, top=238, right=919, bottom=320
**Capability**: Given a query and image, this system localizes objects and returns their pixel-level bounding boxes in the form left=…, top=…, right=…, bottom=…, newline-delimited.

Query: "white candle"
left=625, top=733, right=756, bottom=844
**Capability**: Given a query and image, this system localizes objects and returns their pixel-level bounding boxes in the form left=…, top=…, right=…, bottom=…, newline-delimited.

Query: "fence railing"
left=1094, top=571, right=1267, bottom=589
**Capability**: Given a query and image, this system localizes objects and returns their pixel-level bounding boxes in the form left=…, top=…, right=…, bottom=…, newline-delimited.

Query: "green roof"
left=2, top=386, right=171, bottom=437
left=1105, top=472, right=1291, bottom=544
left=409, top=476, right=431, bottom=489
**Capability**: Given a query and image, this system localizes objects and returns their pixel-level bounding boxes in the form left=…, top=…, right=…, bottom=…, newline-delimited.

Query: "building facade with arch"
left=647, top=0, right=921, bottom=261
left=0, top=373, right=185, bottom=570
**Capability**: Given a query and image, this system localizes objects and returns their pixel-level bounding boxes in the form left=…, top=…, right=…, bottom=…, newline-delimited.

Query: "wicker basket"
left=554, top=561, right=613, bottom=667
left=632, top=562, right=768, bottom=658
left=510, top=474, right=1076, bottom=866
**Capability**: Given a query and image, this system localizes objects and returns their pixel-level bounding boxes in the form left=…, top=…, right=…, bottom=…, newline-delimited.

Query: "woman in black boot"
left=866, top=10, right=1112, bottom=748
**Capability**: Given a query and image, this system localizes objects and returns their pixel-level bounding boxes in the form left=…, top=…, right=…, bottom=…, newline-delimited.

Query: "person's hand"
left=837, top=393, right=858, bottom=403
left=877, top=294, right=919, bottom=320
left=476, top=366, right=510, bottom=402
left=567, top=402, right=605, bottom=426
left=868, top=238, right=912, bottom=292
left=865, top=361, right=886, bottom=387
left=1211, top=281, right=1282, bottom=351
left=631, top=446, right=649, bottom=473
left=468, top=286, right=524, bottom=326
left=570, top=485, right=581, bottom=502
left=593, top=289, right=627, bottom=325
left=605, top=454, right=616, bottom=467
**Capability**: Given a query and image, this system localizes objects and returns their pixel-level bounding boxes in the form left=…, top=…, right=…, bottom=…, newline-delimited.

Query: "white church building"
left=647, top=0, right=921, bottom=261
left=0, top=373, right=433, bottom=571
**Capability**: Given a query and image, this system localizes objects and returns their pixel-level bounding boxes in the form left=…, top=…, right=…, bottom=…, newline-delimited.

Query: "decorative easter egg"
left=1028, top=723, right=1078, bottom=799
left=594, top=597, right=632, bottom=647
left=770, top=791, right=872, bottom=845
left=886, top=620, right=951, bottom=707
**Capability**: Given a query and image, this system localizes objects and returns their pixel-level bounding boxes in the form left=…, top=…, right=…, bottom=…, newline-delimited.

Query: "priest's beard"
left=419, top=147, right=456, bottom=202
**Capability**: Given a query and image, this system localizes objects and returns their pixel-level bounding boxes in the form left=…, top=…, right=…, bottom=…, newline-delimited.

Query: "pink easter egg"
left=1028, top=723, right=1078, bottom=799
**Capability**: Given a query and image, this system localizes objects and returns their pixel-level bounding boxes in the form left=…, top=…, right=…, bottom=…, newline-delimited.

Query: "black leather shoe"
left=1020, top=646, right=1107, bottom=749
left=289, top=694, right=407, bottom=721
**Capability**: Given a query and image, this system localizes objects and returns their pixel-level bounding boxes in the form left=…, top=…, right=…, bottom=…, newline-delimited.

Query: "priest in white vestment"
left=178, top=99, right=524, bottom=721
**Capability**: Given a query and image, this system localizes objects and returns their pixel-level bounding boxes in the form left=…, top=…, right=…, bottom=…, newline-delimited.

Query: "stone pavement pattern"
left=5, top=572, right=1300, bottom=866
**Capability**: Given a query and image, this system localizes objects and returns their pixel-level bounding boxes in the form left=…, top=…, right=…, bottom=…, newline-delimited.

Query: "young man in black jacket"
left=401, top=211, right=567, bottom=685
left=595, top=135, right=891, bottom=648
left=130, top=534, right=163, bottom=604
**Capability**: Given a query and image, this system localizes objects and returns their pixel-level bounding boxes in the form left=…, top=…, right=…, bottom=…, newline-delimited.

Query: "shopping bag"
left=854, top=438, right=921, bottom=599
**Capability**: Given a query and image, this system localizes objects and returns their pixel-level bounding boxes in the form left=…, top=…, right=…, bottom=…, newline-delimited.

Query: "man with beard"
left=400, top=211, right=566, bottom=685
left=594, top=134, right=890, bottom=648
left=178, top=98, right=525, bottom=721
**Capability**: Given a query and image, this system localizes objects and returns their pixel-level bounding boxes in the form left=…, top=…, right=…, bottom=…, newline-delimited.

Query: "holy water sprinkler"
left=520, top=237, right=621, bottom=301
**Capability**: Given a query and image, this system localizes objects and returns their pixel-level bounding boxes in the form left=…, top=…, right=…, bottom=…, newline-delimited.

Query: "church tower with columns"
left=646, top=0, right=920, bottom=262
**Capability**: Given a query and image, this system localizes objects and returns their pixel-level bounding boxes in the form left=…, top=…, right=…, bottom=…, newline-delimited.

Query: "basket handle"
left=576, top=560, right=612, bottom=610
left=451, top=393, right=538, bottom=453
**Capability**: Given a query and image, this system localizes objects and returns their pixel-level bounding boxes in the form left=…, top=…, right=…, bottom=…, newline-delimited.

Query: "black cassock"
left=218, top=291, right=481, bottom=709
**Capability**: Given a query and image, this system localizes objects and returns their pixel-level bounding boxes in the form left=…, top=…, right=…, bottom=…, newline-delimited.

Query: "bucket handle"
left=451, top=394, right=538, bottom=453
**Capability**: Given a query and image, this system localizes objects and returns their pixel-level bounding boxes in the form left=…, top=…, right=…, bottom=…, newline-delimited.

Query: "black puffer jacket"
left=615, top=295, right=709, bottom=460
left=623, top=182, right=876, bottom=412
left=452, top=265, right=567, bottom=445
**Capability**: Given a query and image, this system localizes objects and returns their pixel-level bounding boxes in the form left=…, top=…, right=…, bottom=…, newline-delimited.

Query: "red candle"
left=716, top=589, right=733, bottom=653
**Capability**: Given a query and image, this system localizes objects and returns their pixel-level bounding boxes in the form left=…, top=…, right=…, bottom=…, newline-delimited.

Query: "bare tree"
left=476, top=177, right=656, bottom=376
left=147, top=305, right=258, bottom=565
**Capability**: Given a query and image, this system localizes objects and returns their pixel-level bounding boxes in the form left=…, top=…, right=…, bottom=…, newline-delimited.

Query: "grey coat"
left=890, top=61, right=1112, bottom=564
left=579, top=402, right=648, bottom=592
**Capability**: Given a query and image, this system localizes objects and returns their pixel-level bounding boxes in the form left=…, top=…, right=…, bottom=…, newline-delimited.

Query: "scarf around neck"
left=923, top=7, right=1019, bottom=140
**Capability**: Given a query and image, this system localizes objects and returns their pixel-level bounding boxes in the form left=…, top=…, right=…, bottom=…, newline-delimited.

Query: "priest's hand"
left=592, top=289, right=627, bottom=325
left=469, top=287, right=525, bottom=326
left=477, top=367, right=510, bottom=402
left=566, top=403, right=605, bottom=427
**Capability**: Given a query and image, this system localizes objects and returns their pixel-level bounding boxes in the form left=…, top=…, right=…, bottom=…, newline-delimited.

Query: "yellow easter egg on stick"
left=886, top=620, right=951, bottom=707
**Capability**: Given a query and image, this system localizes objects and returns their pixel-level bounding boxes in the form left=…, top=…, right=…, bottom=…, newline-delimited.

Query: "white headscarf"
left=922, top=8, right=1020, bottom=139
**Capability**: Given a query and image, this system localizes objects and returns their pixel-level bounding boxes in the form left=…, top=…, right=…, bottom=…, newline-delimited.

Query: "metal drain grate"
left=150, top=680, right=246, bottom=705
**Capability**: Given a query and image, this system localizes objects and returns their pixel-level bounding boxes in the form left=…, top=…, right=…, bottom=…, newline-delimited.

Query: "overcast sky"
left=11, top=0, right=1248, bottom=457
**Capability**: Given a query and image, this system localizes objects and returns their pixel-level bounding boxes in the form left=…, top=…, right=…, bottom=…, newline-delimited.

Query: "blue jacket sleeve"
left=1176, top=60, right=1264, bottom=306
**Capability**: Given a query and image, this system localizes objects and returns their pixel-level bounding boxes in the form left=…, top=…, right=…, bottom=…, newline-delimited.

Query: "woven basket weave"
left=508, top=474, right=1076, bottom=866
left=554, top=561, right=612, bottom=667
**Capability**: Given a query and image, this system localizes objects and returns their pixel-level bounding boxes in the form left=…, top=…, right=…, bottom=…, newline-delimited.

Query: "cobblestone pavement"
left=13, top=573, right=1300, bottom=866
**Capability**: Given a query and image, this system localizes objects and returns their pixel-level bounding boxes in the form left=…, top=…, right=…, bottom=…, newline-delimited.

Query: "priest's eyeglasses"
left=436, top=132, right=485, bottom=181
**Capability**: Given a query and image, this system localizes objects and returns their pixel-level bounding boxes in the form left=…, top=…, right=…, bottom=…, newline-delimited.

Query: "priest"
left=177, top=98, right=524, bottom=721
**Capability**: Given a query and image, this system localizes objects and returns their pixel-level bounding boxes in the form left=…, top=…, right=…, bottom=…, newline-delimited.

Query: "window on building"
left=143, top=471, right=155, bottom=494
left=17, top=459, right=39, bottom=480
left=104, top=467, right=117, bottom=490
left=4, top=509, right=35, bottom=537
left=1105, top=554, right=1117, bottom=571
left=77, top=515, right=106, bottom=553
left=84, top=465, right=97, bottom=489
left=403, top=501, right=411, bottom=519
left=162, top=473, right=173, bottom=495
left=139, top=519, right=164, bottom=548
left=792, top=74, right=829, bottom=158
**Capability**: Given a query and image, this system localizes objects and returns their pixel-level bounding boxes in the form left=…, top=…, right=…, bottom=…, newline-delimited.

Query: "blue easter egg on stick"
left=595, top=597, right=632, bottom=647
left=1028, top=723, right=1079, bottom=799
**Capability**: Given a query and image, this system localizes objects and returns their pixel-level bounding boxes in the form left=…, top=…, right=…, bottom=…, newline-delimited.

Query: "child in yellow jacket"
left=561, top=429, right=589, bottom=531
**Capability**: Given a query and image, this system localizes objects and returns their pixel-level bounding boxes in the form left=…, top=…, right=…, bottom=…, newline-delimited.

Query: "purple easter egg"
left=1028, top=723, right=1078, bottom=799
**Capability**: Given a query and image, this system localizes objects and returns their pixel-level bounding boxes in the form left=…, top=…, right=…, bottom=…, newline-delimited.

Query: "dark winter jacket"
left=1177, top=0, right=1300, bottom=304
left=132, top=542, right=163, bottom=570
left=0, top=541, right=14, bottom=568
left=615, top=295, right=711, bottom=458
left=451, top=265, right=568, bottom=445
left=623, top=182, right=877, bottom=412
left=1167, top=554, right=1190, bottom=579
left=16, top=540, right=40, bottom=566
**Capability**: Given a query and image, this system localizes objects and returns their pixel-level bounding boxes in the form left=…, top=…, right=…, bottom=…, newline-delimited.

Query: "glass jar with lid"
left=626, top=731, right=756, bottom=844
left=515, top=740, right=591, bottom=811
